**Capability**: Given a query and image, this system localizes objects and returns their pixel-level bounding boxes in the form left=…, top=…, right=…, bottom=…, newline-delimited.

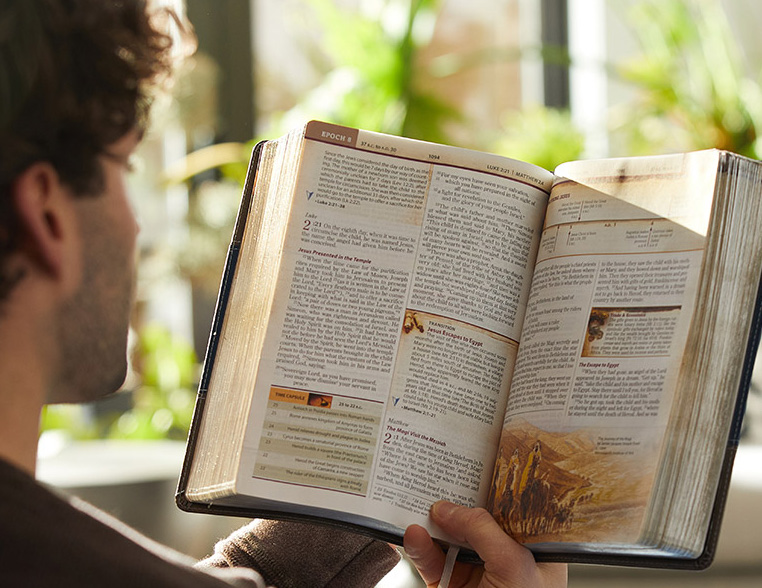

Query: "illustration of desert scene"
left=487, top=419, right=658, bottom=545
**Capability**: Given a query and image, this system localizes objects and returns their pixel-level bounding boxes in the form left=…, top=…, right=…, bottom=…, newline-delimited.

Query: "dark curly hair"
left=0, top=0, right=173, bottom=299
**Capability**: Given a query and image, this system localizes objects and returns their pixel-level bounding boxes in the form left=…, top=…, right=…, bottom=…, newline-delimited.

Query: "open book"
left=176, top=120, right=762, bottom=569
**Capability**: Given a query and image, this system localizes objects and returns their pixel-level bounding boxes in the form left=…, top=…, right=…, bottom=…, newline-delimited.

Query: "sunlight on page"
left=554, top=150, right=720, bottom=237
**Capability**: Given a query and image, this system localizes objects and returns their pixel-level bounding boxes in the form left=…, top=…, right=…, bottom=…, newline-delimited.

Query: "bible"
left=176, top=120, right=762, bottom=569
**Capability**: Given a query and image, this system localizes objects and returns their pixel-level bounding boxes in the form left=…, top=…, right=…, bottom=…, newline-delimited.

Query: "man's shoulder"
left=0, top=458, right=260, bottom=588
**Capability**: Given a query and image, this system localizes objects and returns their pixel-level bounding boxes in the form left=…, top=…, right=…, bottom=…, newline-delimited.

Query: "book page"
left=489, top=151, right=720, bottom=549
left=234, top=122, right=553, bottom=539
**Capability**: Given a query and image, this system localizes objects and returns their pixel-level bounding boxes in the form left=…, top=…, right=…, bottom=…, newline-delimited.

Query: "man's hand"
left=403, top=501, right=567, bottom=588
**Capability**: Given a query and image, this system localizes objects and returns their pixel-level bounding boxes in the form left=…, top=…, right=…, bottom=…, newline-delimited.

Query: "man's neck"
left=0, top=305, right=51, bottom=476
left=0, top=401, right=41, bottom=475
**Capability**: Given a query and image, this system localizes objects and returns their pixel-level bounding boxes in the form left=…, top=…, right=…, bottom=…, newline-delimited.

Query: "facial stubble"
left=52, top=204, right=135, bottom=405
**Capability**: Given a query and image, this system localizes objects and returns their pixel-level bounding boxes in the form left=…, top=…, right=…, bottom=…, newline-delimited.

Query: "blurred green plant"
left=489, top=105, right=585, bottom=171
left=612, top=0, right=762, bottom=158
left=269, top=0, right=457, bottom=144
left=40, top=403, right=97, bottom=440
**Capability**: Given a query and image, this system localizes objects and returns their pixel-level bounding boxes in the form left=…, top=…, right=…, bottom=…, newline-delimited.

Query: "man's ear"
left=10, top=162, right=78, bottom=280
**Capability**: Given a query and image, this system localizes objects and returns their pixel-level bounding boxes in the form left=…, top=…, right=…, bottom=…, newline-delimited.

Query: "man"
left=0, top=1, right=566, bottom=587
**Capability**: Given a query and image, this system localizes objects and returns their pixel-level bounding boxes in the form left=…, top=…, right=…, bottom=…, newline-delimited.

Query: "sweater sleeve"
left=197, top=520, right=400, bottom=588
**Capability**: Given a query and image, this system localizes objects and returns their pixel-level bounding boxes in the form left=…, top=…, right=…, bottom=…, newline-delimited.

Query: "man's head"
left=0, top=0, right=173, bottom=403
left=0, top=0, right=171, bottom=299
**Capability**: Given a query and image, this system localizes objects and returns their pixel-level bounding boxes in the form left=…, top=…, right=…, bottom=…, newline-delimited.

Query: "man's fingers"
left=430, top=501, right=536, bottom=570
left=403, top=524, right=446, bottom=587
left=408, top=503, right=568, bottom=588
